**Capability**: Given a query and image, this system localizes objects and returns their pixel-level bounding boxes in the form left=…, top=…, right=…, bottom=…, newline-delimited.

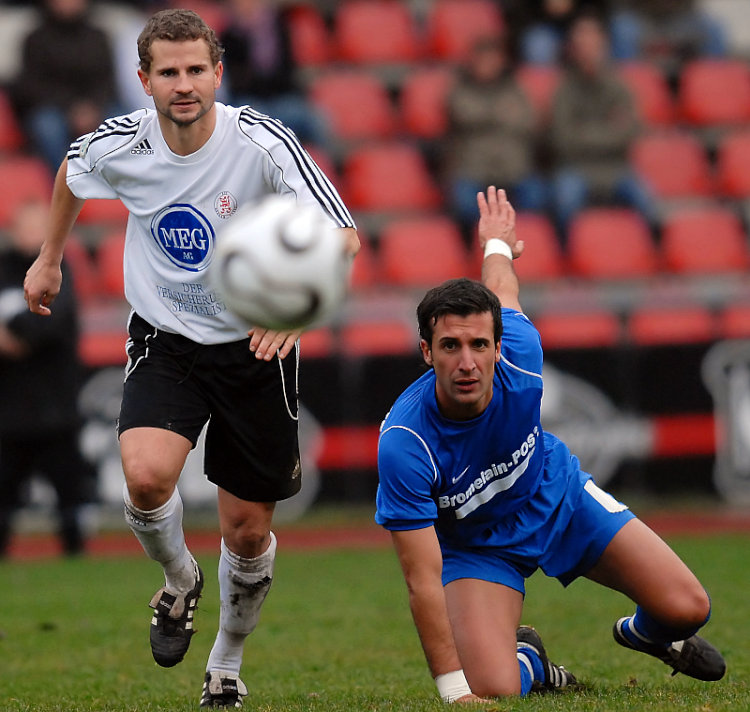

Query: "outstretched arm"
left=392, top=527, right=487, bottom=704
left=476, top=186, right=524, bottom=313
left=24, top=158, right=85, bottom=315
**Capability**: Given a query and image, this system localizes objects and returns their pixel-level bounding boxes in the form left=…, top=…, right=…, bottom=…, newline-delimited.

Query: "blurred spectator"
left=502, top=0, right=607, bottom=64
left=609, top=0, right=728, bottom=74
left=550, top=12, right=655, bottom=238
left=220, top=0, right=329, bottom=146
left=0, top=200, right=95, bottom=557
left=9, top=0, right=117, bottom=172
left=443, top=36, right=548, bottom=240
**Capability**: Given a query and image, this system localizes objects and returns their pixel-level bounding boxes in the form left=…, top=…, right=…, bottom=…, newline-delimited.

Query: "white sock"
left=206, top=533, right=276, bottom=675
left=123, top=484, right=196, bottom=594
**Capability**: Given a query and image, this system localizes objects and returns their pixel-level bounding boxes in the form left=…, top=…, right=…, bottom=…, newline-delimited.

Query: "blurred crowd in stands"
left=0, top=0, right=749, bottom=350
left=0, top=0, right=749, bottom=551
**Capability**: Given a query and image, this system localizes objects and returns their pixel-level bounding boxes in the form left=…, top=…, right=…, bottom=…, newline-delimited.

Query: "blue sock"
left=624, top=603, right=711, bottom=649
left=517, top=648, right=543, bottom=695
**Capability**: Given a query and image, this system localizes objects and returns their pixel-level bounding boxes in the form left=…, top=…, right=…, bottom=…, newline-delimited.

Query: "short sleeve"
left=66, top=111, right=148, bottom=199
left=67, top=138, right=120, bottom=199
left=375, top=425, right=438, bottom=531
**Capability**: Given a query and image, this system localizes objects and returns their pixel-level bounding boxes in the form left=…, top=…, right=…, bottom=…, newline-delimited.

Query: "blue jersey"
left=376, top=308, right=586, bottom=553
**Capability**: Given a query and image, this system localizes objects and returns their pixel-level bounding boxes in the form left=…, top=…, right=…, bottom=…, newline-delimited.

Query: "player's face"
left=139, top=39, right=223, bottom=128
left=420, top=311, right=501, bottom=420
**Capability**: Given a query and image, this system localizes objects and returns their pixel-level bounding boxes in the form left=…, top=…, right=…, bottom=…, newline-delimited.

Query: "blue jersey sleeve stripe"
left=499, top=353, right=543, bottom=380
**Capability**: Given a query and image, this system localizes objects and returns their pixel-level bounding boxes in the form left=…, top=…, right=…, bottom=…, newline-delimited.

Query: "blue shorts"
left=441, top=478, right=635, bottom=594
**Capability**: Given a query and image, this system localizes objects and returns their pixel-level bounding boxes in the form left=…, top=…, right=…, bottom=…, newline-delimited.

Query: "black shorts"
left=118, top=313, right=301, bottom=502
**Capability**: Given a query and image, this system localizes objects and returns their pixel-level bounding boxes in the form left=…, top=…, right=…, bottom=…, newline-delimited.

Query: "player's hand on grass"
left=24, top=256, right=62, bottom=316
left=454, top=692, right=495, bottom=704
left=477, top=186, right=524, bottom=259
left=248, top=327, right=302, bottom=360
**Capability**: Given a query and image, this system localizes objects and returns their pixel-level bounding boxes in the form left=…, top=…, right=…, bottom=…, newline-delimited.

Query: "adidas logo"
left=130, top=139, right=154, bottom=155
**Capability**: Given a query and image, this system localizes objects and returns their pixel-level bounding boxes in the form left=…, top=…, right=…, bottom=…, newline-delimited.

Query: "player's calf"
left=516, top=626, right=579, bottom=693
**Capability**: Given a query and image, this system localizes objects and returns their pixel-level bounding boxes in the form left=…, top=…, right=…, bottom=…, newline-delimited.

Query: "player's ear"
left=420, top=339, right=433, bottom=366
left=214, top=60, right=223, bottom=89
left=495, top=340, right=501, bottom=362
left=138, top=68, right=152, bottom=96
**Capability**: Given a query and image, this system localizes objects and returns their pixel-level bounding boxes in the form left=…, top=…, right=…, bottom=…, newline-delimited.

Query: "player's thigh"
left=120, top=427, right=193, bottom=508
left=585, top=517, right=709, bottom=624
left=444, top=578, right=524, bottom=697
left=217, top=487, right=275, bottom=558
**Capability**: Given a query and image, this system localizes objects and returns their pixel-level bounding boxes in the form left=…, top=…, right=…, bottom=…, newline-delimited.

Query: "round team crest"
left=150, top=204, right=215, bottom=271
left=215, top=191, right=238, bottom=219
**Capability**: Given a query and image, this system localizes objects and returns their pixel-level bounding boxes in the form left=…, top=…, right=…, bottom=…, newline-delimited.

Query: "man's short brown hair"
left=137, top=9, right=224, bottom=72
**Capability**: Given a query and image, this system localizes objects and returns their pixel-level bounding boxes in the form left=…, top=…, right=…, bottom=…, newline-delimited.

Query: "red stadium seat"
left=0, top=89, right=24, bottom=152
left=661, top=206, right=749, bottom=274
left=534, top=309, right=621, bottom=349
left=513, top=213, right=565, bottom=283
left=718, top=303, right=750, bottom=339
left=349, top=233, right=380, bottom=290
left=96, top=231, right=126, bottom=297
left=343, top=143, right=441, bottom=211
left=333, top=0, right=422, bottom=64
left=516, top=64, right=562, bottom=121
left=716, top=130, right=750, bottom=198
left=399, top=66, right=455, bottom=139
left=309, top=71, right=396, bottom=141
left=299, top=327, right=336, bottom=358
left=0, top=156, right=54, bottom=226
left=426, top=0, right=504, bottom=61
left=630, top=131, right=714, bottom=198
left=679, top=59, right=750, bottom=126
left=379, top=215, right=468, bottom=286
left=339, top=319, right=416, bottom=357
left=78, top=330, right=129, bottom=367
left=568, top=208, right=658, bottom=279
left=178, top=0, right=228, bottom=34
left=628, top=305, right=716, bottom=345
left=287, top=5, right=330, bottom=67
left=617, top=61, right=675, bottom=126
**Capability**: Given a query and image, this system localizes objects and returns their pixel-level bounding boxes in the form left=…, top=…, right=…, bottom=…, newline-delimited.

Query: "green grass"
left=0, top=534, right=748, bottom=711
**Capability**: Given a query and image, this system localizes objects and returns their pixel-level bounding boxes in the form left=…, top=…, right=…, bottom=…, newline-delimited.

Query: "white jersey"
left=66, top=103, right=354, bottom=344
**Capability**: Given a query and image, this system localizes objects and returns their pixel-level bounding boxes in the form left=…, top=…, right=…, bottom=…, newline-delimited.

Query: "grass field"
left=1, top=531, right=748, bottom=711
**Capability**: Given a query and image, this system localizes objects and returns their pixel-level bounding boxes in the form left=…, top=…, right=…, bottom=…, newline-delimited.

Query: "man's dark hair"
left=417, top=278, right=503, bottom=346
left=137, top=9, right=224, bottom=73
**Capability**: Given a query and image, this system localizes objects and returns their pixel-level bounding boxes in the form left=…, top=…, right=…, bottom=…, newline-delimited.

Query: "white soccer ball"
left=212, top=195, right=349, bottom=330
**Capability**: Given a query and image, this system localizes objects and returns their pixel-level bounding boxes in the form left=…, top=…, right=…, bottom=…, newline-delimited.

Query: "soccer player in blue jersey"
left=376, top=186, right=725, bottom=703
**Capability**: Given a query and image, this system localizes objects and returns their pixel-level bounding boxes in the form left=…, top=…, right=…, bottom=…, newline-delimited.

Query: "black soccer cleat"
left=613, top=617, right=726, bottom=681
left=517, top=625, right=578, bottom=692
left=200, top=671, right=248, bottom=708
left=149, top=563, right=204, bottom=667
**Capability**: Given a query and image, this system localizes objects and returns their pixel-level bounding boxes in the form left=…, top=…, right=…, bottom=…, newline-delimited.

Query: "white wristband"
left=484, top=238, right=513, bottom=260
left=435, top=670, right=472, bottom=703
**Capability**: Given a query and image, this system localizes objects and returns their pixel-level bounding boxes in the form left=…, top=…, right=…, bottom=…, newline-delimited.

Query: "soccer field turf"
left=0, top=533, right=747, bottom=711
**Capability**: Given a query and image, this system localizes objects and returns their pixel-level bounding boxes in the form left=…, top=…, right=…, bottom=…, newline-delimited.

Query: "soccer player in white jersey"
left=376, top=187, right=725, bottom=703
left=24, top=9, right=358, bottom=708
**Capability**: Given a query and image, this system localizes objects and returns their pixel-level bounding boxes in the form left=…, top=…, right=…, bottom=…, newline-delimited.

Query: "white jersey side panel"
left=66, top=104, right=354, bottom=344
